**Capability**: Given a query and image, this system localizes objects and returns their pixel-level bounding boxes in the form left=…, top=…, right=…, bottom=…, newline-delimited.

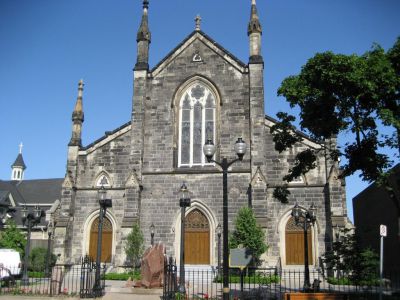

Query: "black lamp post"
left=216, top=223, right=222, bottom=277
left=0, top=199, right=15, bottom=230
left=21, top=205, right=45, bottom=285
left=45, top=221, right=54, bottom=277
left=178, top=183, right=191, bottom=295
left=291, top=202, right=317, bottom=292
left=203, top=137, right=247, bottom=300
left=94, top=185, right=112, bottom=297
left=150, top=223, right=155, bottom=246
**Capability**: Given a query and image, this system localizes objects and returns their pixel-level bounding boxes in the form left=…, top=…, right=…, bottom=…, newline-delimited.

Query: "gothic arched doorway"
left=89, top=217, right=113, bottom=263
left=285, top=216, right=313, bottom=265
left=185, top=209, right=210, bottom=264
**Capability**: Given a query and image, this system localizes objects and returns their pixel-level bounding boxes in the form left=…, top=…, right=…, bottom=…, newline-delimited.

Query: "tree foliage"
left=0, top=219, right=26, bottom=256
left=124, top=223, right=144, bottom=268
left=229, top=207, right=268, bottom=265
left=323, top=228, right=379, bottom=285
left=271, top=38, right=400, bottom=210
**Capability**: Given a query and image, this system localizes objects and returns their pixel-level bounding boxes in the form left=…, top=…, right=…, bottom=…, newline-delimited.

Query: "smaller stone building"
left=353, top=164, right=400, bottom=271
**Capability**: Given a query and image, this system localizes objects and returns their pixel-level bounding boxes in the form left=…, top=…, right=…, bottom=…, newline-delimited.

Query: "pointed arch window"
left=178, top=83, right=216, bottom=167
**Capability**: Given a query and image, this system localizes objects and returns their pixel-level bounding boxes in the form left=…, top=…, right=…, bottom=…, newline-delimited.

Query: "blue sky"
left=0, top=0, right=399, bottom=222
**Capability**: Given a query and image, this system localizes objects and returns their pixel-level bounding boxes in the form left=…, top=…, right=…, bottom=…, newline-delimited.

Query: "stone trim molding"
left=82, top=209, right=118, bottom=264
left=276, top=207, right=319, bottom=267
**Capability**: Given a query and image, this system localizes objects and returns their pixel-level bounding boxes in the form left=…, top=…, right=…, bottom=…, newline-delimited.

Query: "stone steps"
left=179, top=265, right=217, bottom=283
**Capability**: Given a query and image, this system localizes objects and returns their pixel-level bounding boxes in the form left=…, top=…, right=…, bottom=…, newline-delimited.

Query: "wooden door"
left=184, top=209, right=210, bottom=264
left=89, top=217, right=113, bottom=263
left=285, top=216, right=313, bottom=265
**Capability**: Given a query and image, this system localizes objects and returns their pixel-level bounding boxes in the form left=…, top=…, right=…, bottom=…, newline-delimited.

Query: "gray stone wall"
left=56, top=32, right=348, bottom=268
left=141, top=37, right=251, bottom=172
left=140, top=172, right=251, bottom=256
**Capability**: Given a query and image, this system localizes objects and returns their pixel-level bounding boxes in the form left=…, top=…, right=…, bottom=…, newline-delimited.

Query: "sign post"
left=230, top=248, right=252, bottom=299
left=379, top=224, right=387, bottom=300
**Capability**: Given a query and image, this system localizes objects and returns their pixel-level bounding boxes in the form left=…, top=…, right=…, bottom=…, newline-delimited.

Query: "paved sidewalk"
left=0, top=296, right=161, bottom=300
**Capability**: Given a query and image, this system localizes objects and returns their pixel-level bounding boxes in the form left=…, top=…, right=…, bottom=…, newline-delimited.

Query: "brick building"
left=53, top=0, right=349, bottom=267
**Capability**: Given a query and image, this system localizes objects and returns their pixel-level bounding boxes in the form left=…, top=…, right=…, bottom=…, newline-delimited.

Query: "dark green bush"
left=28, top=271, right=45, bottom=278
left=103, top=270, right=141, bottom=281
left=28, top=247, right=57, bottom=272
left=213, top=274, right=279, bottom=284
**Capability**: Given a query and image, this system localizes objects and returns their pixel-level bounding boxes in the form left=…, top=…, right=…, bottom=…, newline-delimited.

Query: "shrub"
left=229, top=207, right=268, bottom=266
left=124, top=223, right=144, bottom=269
left=28, top=247, right=57, bottom=272
left=213, top=273, right=279, bottom=284
left=103, top=270, right=141, bottom=281
left=323, top=228, right=379, bottom=285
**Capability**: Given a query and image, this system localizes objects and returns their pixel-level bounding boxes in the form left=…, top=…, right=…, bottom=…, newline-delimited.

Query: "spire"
left=68, top=80, right=85, bottom=147
left=135, top=0, right=151, bottom=70
left=248, top=0, right=262, bottom=35
left=11, top=143, right=26, bottom=181
left=248, top=0, right=263, bottom=63
left=72, top=79, right=84, bottom=122
left=137, top=0, right=151, bottom=42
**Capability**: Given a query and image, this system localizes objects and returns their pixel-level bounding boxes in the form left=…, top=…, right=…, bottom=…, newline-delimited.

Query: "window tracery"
left=178, top=83, right=216, bottom=167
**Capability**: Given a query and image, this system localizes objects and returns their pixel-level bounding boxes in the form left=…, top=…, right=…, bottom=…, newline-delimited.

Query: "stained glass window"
left=178, top=83, right=216, bottom=166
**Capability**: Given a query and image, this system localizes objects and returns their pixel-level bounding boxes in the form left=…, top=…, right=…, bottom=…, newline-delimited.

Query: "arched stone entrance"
left=89, top=217, right=113, bottom=263
left=185, top=209, right=210, bottom=264
left=285, top=216, right=313, bottom=265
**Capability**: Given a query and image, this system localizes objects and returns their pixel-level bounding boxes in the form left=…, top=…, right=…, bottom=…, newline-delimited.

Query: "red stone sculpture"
left=134, top=243, right=165, bottom=288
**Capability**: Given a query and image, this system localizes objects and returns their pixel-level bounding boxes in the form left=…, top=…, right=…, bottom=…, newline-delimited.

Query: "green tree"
left=124, top=223, right=144, bottom=269
left=271, top=38, right=400, bottom=229
left=229, top=207, right=268, bottom=265
left=0, top=219, right=26, bottom=256
left=28, top=247, right=57, bottom=272
left=323, top=228, right=379, bottom=285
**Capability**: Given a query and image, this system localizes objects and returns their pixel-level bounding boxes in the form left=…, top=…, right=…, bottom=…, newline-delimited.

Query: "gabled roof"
left=0, top=178, right=63, bottom=228
left=150, top=30, right=248, bottom=77
left=80, top=121, right=131, bottom=154
left=264, top=115, right=322, bottom=149
left=0, top=179, right=63, bottom=206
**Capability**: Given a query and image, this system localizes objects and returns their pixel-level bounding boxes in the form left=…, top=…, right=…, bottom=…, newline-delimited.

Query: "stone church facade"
left=54, top=1, right=348, bottom=268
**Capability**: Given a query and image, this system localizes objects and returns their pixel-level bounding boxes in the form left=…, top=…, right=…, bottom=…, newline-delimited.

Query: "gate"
left=79, top=255, right=106, bottom=298
left=163, top=256, right=178, bottom=299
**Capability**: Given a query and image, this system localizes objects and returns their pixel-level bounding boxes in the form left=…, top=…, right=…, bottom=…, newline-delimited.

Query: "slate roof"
left=0, top=178, right=63, bottom=227
left=11, top=153, right=26, bottom=169
left=0, top=179, right=63, bottom=205
left=0, top=190, right=10, bottom=202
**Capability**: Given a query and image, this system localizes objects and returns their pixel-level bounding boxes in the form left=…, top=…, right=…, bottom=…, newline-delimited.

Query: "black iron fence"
left=0, top=259, right=105, bottom=298
left=163, top=258, right=400, bottom=300
left=0, top=264, right=80, bottom=296
left=80, top=255, right=106, bottom=298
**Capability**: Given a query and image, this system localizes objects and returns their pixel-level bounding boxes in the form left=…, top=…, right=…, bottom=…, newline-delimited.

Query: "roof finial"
left=19, top=142, right=23, bottom=154
left=143, top=0, right=149, bottom=10
left=195, top=15, right=201, bottom=31
left=252, top=0, right=256, bottom=5
left=78, top=79, right=84, bottom=98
